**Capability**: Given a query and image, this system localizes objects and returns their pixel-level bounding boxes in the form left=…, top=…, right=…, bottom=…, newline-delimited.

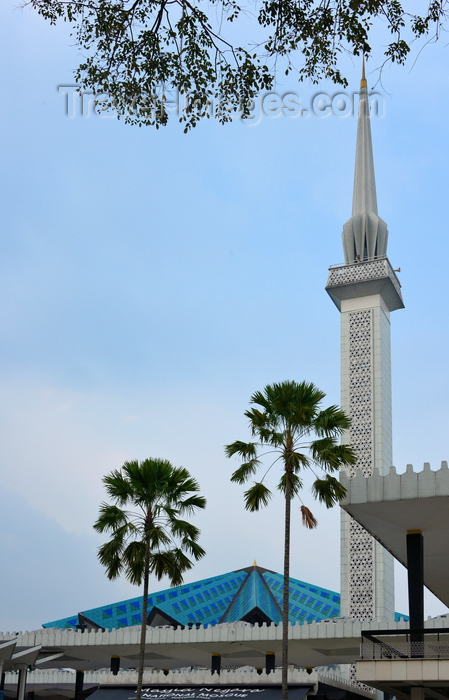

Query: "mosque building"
left=2, top=65, right=449, bottom=700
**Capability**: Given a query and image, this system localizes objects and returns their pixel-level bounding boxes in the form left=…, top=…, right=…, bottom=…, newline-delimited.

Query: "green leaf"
left=230, top=458, right=262, bottom=484
left=312, top=474, right=347, bottom=507
left=225, top=440, right=258, bottom=459
left=93, top=503, right=129, bottom=533
left=277, top=471, right=303, bottom=498
left=311, top=440, right=357, bottom=471
left=243, top=482, right=272, bottom=511
left=31, top=0, right=441, bottom=128
left=313, top=406, right=351, bottom=436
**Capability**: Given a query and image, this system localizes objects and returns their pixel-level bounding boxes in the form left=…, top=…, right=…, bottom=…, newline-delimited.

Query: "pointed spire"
left=360, top=55, right=367, bottom=89
left=352, top=58, right=377, bottom=218
left=342, top=58, right=388, bottom=263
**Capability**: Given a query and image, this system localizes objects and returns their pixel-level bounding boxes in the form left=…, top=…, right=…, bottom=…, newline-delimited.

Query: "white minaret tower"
left=326, top=62, right=404, bottom=621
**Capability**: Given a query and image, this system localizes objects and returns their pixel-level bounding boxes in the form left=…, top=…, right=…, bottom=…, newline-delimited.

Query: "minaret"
left=326, top=62, right=404, bottom=622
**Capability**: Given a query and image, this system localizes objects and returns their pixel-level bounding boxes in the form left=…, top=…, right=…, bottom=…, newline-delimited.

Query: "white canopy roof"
left=340, top=461, right=449, bottom=608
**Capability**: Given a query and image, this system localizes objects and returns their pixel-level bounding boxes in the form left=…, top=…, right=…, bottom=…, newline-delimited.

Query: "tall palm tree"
left=94, top=458, right=206, bottom=700
left=225, top=381, right=356, bottom=700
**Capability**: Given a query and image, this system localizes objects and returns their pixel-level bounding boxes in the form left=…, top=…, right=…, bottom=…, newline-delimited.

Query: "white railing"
left=326, top=257, right=402, bottom=299
left=328, top=255, right=388, bottom=269
left=361, top=640, right=449, bottom=660
left=5, top=667, right=375, bottom=697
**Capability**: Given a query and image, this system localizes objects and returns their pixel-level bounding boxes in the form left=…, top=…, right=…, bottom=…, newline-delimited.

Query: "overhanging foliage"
left=30, top=0, right=448, bottom=129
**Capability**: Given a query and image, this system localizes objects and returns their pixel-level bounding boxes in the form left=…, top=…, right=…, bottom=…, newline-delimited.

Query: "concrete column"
left=265, top=652, right=275, bottom=674
left=16, top=667, right=27, bottom=700
left=410, top=688, right=424, bottom=700
left=75, top=670, right=84, bottom=700
left=110, top=657, right=120, bottom=675
left=407, top=530, right=424, bottom=646
left=211, top=654, right=221, bottom=675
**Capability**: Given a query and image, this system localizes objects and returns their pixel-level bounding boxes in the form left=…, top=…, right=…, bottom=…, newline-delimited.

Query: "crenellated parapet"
left=2, top=666, right=378, bottom=696
left=339, top=460, right=449, bottom=609
left=340, top=461, right=449, bottom=504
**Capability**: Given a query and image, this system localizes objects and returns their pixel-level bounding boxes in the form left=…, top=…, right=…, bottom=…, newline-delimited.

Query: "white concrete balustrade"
left=5, top=666, right=376, bottom=696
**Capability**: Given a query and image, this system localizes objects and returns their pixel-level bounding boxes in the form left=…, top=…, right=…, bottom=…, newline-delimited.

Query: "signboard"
left=89, top=686, right=312, bottom=700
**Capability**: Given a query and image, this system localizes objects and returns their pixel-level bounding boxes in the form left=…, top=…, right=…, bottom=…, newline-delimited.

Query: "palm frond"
left=98, top=554, right=123, bottom=580
left=169, top=549, right=194, bottom=583
left=148, top=550, right=178, bottom=583
left=169, top=517, right=200, bottom=542
left=277, top=471, right=303, bottom=498
left=225, top=440, right=258, bottom=459
left=180, top=537, right=206, bottom=561
left=93, top=503, right=129, bottom=533
left=311, top=474, right=347, bottom=507
left=264, top=381, right=324, bottom=427
left=146, top=524, right=172, bottom=549
left=167, top=467, right=202, bottom=501
left=300, top=505, right=318, bottom=529
left=245, top=407, right=270, bottom=432
left=243, top=482, right=272, bottom=511
left=284, top=450, right=310, bottom=472
left=169, top=465, right=191, bottom=485
left=122, top=540, right=146, bottom=585
left=149, top=549, right=192, bottom=585
left=103, top=467, right=135, bottom=504
left=313, top=406, right=351, bottom=436
left=311, top=439, right=357, bottom=471
left=333, top=443, right=357, bottom=469
left=97, top=538, right=125, bottom=579
left=230, top=458, right=261, bottom=484
left=159, top=504, right=178, bottom=521
left=310, top=437, right=340, bottom=469
left=256, top=427, right=284, bottom=446
left=248, top=390, right=272, bottom=413
left=177, top=494, right=207, bottom=515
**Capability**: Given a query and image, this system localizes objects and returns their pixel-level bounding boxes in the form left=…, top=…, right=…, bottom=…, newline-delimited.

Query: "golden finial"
left=252, top=559, right=257, bottom=567
left=360, top=55, right=367, bottom=89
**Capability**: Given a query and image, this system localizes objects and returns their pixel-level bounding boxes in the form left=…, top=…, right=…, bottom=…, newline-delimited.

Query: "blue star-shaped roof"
left=43, top=563, right=407, bottom=630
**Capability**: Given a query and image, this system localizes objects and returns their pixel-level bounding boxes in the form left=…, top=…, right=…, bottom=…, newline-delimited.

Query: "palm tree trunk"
left=282, top=469, right=292, bottom=700
left=136, top=536, right=151, bottom=700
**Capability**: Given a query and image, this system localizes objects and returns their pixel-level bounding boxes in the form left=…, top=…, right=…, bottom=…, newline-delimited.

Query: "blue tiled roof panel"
left=42, top=565, right=410, bottom=630
left=44, top=570, right=248, bottom=630
left=262, top=571, right=341, bottom=623
left=222, top=570, right=282, bottom=624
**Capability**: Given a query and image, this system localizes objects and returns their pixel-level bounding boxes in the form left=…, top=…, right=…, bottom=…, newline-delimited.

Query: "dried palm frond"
left=300, top=505, right=318, bottom=529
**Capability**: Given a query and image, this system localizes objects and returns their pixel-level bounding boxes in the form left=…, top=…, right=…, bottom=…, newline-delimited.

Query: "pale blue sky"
left=1, top=1, right=449, bottom=632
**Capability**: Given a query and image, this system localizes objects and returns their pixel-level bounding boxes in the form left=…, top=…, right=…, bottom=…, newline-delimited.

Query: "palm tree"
left=225, top=381, right=356, bottom=700
left=94, top=458, right=206, bottom=700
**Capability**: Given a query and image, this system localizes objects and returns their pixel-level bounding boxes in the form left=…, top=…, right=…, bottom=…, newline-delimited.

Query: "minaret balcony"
left=325, top=255, right=404, bottom=312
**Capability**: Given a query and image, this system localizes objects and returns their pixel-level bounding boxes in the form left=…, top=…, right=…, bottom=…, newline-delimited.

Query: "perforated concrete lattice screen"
left=326, top=258, right=402, bottom=300
left=328, top=259, right=387, bottom=286
left=348, top=309, right=373, bottom=478
left=349, top=520, right=375, bottom=619
left=346, top=309, right=376, bottom=621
